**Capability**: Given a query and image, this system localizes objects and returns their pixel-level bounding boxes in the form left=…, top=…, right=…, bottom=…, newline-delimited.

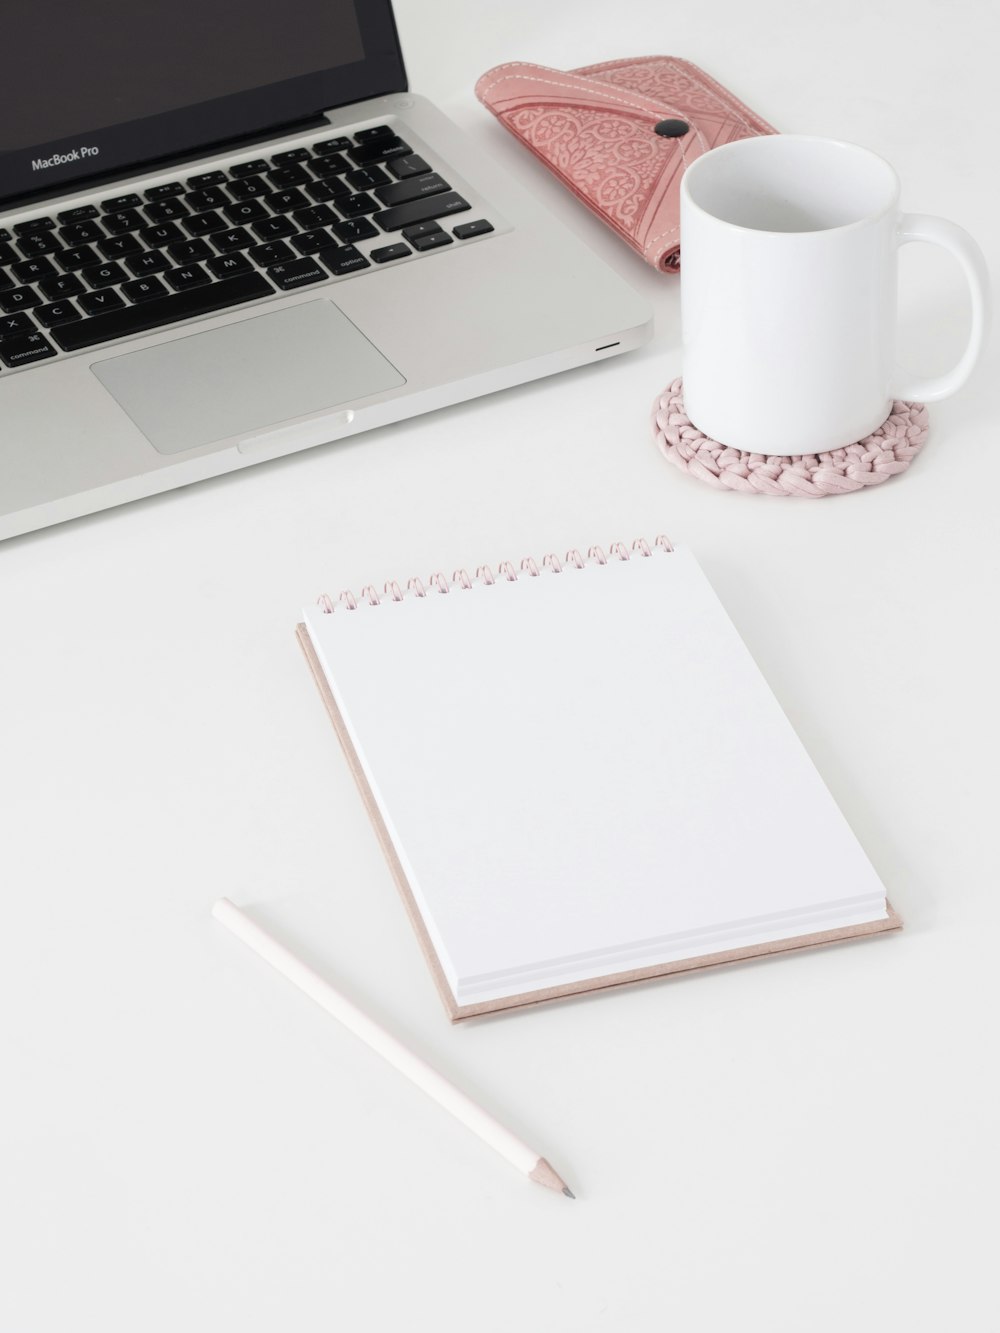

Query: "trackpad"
left=91, top=299, right=406, bottom=455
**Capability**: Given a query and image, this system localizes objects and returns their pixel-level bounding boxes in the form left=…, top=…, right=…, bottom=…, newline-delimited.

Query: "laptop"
left=0, top=1, right=651, bottom=541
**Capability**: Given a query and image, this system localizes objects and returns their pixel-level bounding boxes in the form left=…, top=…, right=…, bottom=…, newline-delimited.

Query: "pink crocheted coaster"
left=652, top=379, right=929, bottom=497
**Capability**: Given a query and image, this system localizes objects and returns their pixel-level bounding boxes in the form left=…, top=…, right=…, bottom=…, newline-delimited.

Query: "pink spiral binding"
left=316, top=537, right=673, bottom=610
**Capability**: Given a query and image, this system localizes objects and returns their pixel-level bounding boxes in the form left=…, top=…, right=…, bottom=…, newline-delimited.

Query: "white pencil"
left=212, top=898, right=574, bottom=1197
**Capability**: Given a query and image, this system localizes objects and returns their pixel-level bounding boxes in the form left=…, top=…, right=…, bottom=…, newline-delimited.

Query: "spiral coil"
left=318, top=536, right=674, bottom=612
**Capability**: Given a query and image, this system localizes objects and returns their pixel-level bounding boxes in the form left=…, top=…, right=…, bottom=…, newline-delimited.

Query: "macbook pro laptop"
left=0, top=1, right=651, bottom=540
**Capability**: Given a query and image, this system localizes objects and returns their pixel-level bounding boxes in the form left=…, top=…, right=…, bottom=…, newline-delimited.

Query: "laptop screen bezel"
left=0, top=1, right=407, bottom=209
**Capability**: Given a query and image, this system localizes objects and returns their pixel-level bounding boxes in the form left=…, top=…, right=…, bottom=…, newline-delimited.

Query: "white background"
left=2, top=0, right=998, bottom=1329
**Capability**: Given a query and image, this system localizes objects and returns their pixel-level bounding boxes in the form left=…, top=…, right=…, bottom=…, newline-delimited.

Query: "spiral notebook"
left=297, top=538, right=899, bottom=1020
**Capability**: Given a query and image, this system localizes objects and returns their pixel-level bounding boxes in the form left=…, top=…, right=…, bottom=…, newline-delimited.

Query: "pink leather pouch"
left=474, top=57, right=776, bottom=272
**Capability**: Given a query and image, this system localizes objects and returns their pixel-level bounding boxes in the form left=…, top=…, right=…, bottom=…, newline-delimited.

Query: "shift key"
left=373, top=191, right=470, bottom=232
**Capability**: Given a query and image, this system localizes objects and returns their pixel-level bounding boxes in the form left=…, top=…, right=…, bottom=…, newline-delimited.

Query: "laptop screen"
left=0, top=0, right=406, bottom=206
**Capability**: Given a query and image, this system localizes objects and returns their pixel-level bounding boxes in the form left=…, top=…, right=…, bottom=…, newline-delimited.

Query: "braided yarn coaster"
left=652, top=379, right=929, bottom=497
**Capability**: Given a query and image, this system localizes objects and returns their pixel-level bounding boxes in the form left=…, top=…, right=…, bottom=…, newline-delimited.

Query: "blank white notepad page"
left=303, top=548, right=886, bottom=1004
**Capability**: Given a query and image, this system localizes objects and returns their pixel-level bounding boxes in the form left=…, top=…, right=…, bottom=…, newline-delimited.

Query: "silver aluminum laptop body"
left=0, top=24, right=650, bottom=542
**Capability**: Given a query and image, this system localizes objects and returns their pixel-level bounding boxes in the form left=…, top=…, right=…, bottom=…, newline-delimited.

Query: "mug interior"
left=684, top=136, right=898, bottom=233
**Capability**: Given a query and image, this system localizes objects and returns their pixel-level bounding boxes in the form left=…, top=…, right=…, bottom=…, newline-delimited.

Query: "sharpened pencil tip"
left=562, top=1186, right=575, bottom=1198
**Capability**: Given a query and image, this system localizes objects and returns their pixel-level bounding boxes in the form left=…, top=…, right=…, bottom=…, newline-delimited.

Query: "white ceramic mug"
left=679, top=135, right=990, bottom=456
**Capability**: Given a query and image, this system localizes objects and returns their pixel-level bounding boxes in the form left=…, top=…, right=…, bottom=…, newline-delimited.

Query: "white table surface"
left=3, top=2, right=998, bottom=1329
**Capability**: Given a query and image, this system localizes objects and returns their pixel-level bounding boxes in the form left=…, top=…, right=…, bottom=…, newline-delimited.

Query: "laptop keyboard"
left=0, top=124, right=495, bottom=372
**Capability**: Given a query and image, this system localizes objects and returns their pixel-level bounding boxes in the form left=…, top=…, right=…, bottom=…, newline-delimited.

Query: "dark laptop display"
left=0, top=0, right=406, bottom=204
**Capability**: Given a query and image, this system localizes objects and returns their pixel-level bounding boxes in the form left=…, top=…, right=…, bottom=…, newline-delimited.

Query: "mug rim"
left=680, top=134, right=902, bottom=236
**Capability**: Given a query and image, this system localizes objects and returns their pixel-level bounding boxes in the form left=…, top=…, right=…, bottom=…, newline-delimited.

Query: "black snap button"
left=654, top=118, right=690, bottom=137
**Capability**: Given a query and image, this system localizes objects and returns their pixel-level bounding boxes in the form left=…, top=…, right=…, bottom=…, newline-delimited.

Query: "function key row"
left=10, top=131, right=415, bottom=238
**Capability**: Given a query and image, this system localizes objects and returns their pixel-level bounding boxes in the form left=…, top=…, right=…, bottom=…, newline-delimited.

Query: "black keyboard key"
left=139, top=222, right=184, bottom=248
left=103, top=209, right=144, bottom=234
left=59, top=220, right=104, bottom=246
left=409, top=230, right=453, bottom=253
left=452, top=218, right=495, bottom=240
left=99, top=234, right=143, bottom=260
left=345, top=166, right=391, bottom=191
left=313, top=136, right=351, bottom=155
left=305, top=177, right=351, bottom=203
left=185, top=186, right=229, bottom=213
left=0, top=270, right=12, bottom=292
left=188, top=169, right=227, bottom=189
left=101, top=193, right=143, bottom=212
left=207, top=252, right=254, bottom=279
left=337, top=192, right=380, bottom=218
left=332, top=218, right=378, bottom=244
left=166, top=263, right=210, bottom=291
left=355, top=124, right=394, bottom=143
left=0, top=330, right=56, bottom=367
left=52, top=271, right=273, bottom=351
left=249, top=240, right=294, bottom=266
left=374, top=192, right=470, bottom=232
left=126, top=250, right=173, bottom=277
left=309, top=154, right=351, bottom=179
left=252, top=215, right=296, bottom=241
left=168, top=239, right=212, bottom=264
left=185, top=210, right=226, bottom=237
left=39, top=272, right=84, bottom=300
left=35, top=299, right=81, bottom=328
left=145, top=198, right=189, bottom=222
left=211, top=227, right=254, bottom=253
left=145, top=181, right=185, bottom=200
left=0, top=241, right=17, bottom=265
left=0, top=228, right=11, bottom=240
left=229, top=158, right=269, bottom=178
left=78, top=288, right=126, bottom=315
left=122, top=276, right=169, bottom=303
left=264, top=187, right=309, bottom=214
left=370, top=243, right=411, bottom=264
left=57, top=204, right=99, bottom=223
left=0, top=311, right=36, bottom=338
left=388, top=154, right=433, bottom=181
left=14, top=215, right=56, bottom=234
left=318, top=244, right=370, bottom=276
left=83, top=261, right=127, bottom=289
left=0, top=286, right=42, bottom=312
left=267, top=257, right=328, bottom=290
left=272, top=147, right=311, bottom=165
left=268, top=165, right=309, bottom=188
left=17, top=231, right=62, bottom=256
left=294, top=204, right=336, bottom=230
left=291, top=229, right=334, bottom=255
left=12, top=256, right=57, bottom=284
left=401, top=221, right=443, bottom=242
left=58, top=244, right=100, bottom=272
left=375, top=173, right=449, bottom=207
left=228, top=176, right=270, bottom=200
left=224, top=200, right=269, bottom=225
left=348, top=136, right=411, bottom=167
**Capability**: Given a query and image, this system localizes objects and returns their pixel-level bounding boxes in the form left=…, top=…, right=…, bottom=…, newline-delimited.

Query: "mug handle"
left=891, top=213, right=991, bottom=402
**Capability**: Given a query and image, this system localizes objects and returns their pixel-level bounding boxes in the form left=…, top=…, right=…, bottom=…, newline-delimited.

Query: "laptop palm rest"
left=91, top=299, right=405, bottom=455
